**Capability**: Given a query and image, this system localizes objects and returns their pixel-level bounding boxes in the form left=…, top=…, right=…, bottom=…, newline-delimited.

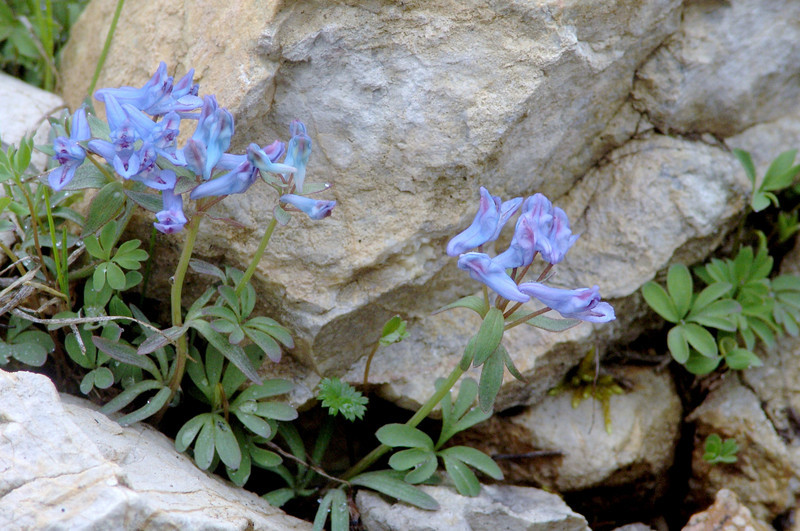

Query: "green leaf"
left=472, top=308, right=505, bottom=367
left=79, top=371, right=96, bottom=395
left=190, top=320, right=262, bottom=384
left=92, top=336, right=158, bottom=374
left=226, top=432, right=252, bottom=486
left=684, top=351, right=721, bottom=375
left=176, top=414, right=211, bottom=452
left=389, top=448, right=433, bottom=470
left=116, top=386, right=171, bottom=426
left=761, top=149, right=797, bottom=191
left=642, top=281, right=679, bottom=322
left=101, top=380, right=165, bottom=415
left=82, top=235, right=105, bottom=260
left=124, top=189, right=163, bottom=213
left=329, top=489, right=349, bottom=531
left=683, top=323, right=718, bottom=358
left=451, top=408, right=493, bottom=435
left=751, top=192, right=771, bottom=212
left=106, top=262, right=127, bottom=290
left=313, top=490, right=334, bottom=531
left=235, top=412, right=273, bottom=438
left=350, top=471, right=439, bottom=510
left=93, top=263, right=108, bottom=290
left=376, top=424, right=434, bottom=450
left=380, top=315, right=409, bottom=346
left=725, top=348, right=763, bottom=370
left=194, top=416, right=216, bottom=470
left=243, top=327, right=282, bottom=363
left=273, top=204, right=291, bottom=226
left=523, top=314, right=582, bottom=332
left=137, top=326, right=187, bottom=355
left=250, top=446, right=282, bottom=468
left=93, top=367, right=114, bottom=389
left=438, top=446, right=502, bottom=480
left=189, top=259, right=227, bottom=282
left=443, top=456, right=480, bottom=496
left=667, top=264, right=693, bottom=318
left=263, top=488, right=295, bottom=508
left=404, top=455, right=438, bottom=484
left=255, top=402, right=299, bottom=422
left=244, top=317, right=294, bottom=348
left=733, top=149, right=756, bottom=188
left=213, top=415, right=242, bottom=470
left=453, top=378, right=479, bottom=419
left=478, top=349, right=504, bottom=412
left=432, top=295, right=488, bottom=318
left=233, top=379, right=294, bottom=403
left=82, top=181, right=125, bottom=236
left=667, top=325, right=689, bottom=364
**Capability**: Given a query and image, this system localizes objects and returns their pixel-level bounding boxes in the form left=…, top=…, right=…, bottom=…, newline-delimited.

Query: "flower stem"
left=166, top=214, right=202, bottom=396
left=342, top=363, right=465, bottom=480
left=234, top=216, right=278, bottom=296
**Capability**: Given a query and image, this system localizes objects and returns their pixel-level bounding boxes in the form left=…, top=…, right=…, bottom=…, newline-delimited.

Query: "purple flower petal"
left=457, top=252, right=530, bottom=303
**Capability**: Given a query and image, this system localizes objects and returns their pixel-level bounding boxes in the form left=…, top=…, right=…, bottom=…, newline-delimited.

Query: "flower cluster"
left=50, top=62, right=336, bottom=233
left=448, top=187, right=614, bottom=323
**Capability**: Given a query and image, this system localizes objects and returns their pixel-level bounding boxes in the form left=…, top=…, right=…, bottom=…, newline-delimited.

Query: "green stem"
left=166, top=214, right=202, bottom=396
left=341, top=363, right=465, bottom=480
left=234, top=216, right=278, bottom=296
left=15, top=176, right=50, bottom=283
left=87, top=0, right=125, bottom=97
left=42, top=186, right=68, bottom=307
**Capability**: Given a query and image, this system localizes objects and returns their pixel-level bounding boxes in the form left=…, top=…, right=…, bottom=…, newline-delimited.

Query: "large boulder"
left=57, top=0, right=795, bottom=410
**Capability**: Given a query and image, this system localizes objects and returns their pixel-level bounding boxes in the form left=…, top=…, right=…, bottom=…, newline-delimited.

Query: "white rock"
left=356, top=484, right=589, bottom=531
left=0, top=369, right=310, bottom=531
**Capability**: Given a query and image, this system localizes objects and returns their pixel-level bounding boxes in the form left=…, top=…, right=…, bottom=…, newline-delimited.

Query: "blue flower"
left=87, top=94, right=144, bottom=179
left=523, top=193, right=578, bottom=264
left=518, top=282, right=615, bottom=322
left=280, top=194, right=336, bottom=220
left=49, top=108, right=90, bottom=191
left=493, top=213, right=538, bottom=269
left=248, top=141, right=296, bottom=176
left=457, top=252, right=530, bottom=303
left=95, top=62, right=202, bottom=117
left=284, top=120, right=312, bottom=193
left=446, top=187, right=522, bottom=256
left=182, top=95, right=234, bottom=180
left=154, top=188, right=187, bottom=234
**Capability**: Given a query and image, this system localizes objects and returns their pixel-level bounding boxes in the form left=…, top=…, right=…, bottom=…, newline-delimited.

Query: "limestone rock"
left=455, top=367, right=681, bottom=497
left=682, top=489, right=772, bottom=531
left=59, top=0, right=681, bottom=380
left=356, top=484, right=589, bottom=531
left=0, top=369, right=310, bottom=530
left=632, top=0, right=800, bottom=136
left=687, top=376, right=799, bottom=522
left=0, top=72, right=62, bottom=170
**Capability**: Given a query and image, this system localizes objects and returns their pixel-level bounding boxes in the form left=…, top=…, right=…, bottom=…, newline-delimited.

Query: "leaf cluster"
left=702, top=433, right=739, bottom=465
left=318, top=377, right=368, bottom=421
left=376, top=378, right=501, bottom=499
left=177, top=343, right=296, bottom=486
left=736, top=149, right=800, bottom=213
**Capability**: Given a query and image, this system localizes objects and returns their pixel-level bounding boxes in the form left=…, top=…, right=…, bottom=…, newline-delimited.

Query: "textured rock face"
left=687, top=376, right=799, bottom=522
left=453, top=367, right=681, bottom=495
left=356, top=484, right=590, bottom=531
left=57, top=0, right=794, bottom=411
left=0, top=369, right=309, bottom=531
left=632, top=0, right=800, bottom=137
left=683, top=489, right=772, bottom=531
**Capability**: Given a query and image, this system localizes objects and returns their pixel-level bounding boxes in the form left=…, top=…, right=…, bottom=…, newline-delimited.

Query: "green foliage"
left=736, top=149, right=800, bottom=212
left=84, top=220, right=148, bottom=290
left=702, top=433, right=739, bottom=465
left=377, top=378, right=501, bottom=498
left=380, top=315, right=409, bottom=346
left=317, top=377, right=368, bottom=421
left=177, top=343, right=295, bottom=484
left=0, top=314, right=53, bottom=366
left=549, top=349, right=625, bottom=434
left=0, top=0, right=89, bottom=89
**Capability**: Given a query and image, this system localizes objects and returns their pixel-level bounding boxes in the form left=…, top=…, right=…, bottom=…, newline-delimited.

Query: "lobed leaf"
left=642, top=281, right=679, bottom=323
left=376, top=424, right=434, bottom=450
left=350, top=471, right=439, bottom=510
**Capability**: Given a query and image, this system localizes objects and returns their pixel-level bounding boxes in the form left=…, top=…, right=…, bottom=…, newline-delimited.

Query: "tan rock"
left=633, top=0, right=800, bottom=136
left=687, top=376, right=799, bottom=522
left=682, top=489, right=772, bottom=531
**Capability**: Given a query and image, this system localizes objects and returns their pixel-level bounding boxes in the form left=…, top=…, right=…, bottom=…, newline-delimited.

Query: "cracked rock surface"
left=0, top=369, right=310, bottom=531
left=58, top=0, right=800, bottom=413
